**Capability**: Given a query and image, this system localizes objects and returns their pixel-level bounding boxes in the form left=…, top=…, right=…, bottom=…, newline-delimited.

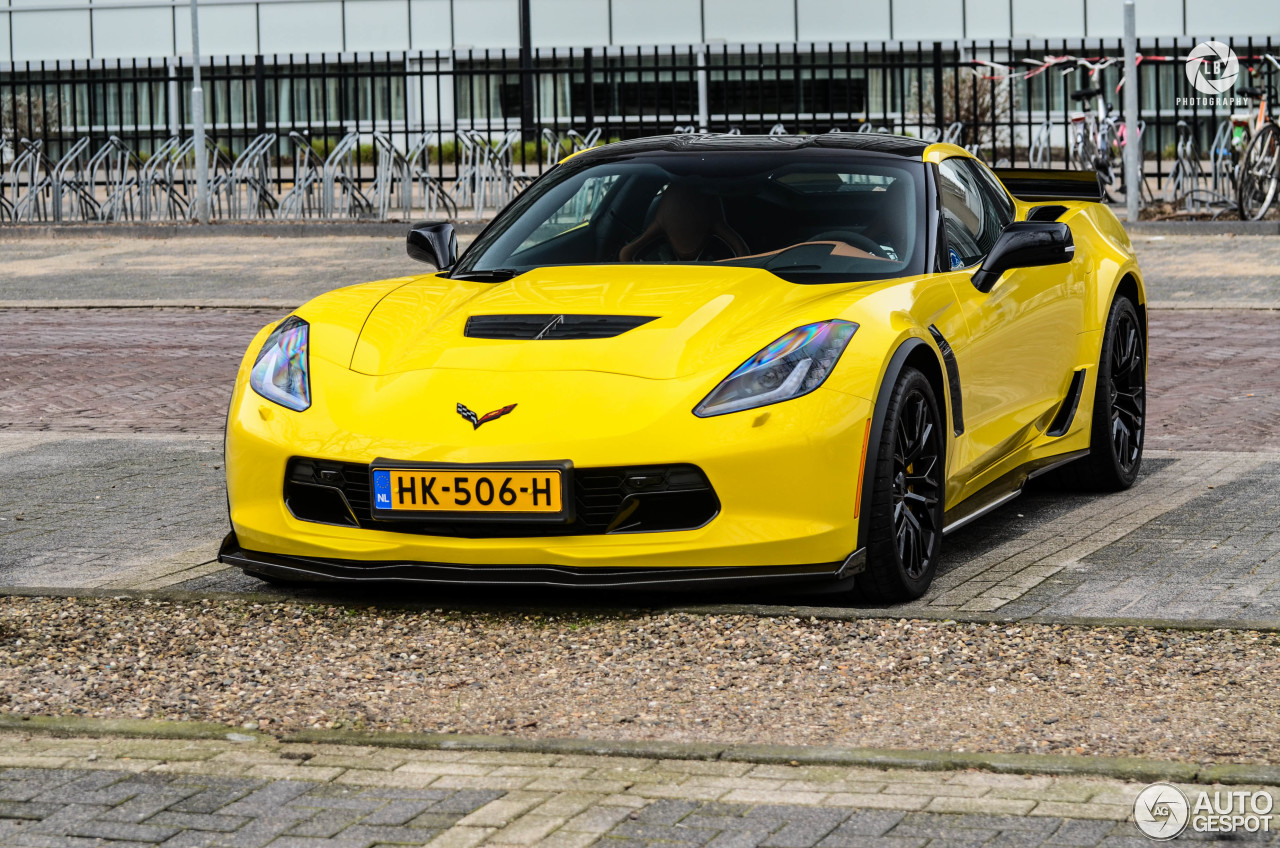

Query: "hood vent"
left=465, top=314, right=657, bottom=340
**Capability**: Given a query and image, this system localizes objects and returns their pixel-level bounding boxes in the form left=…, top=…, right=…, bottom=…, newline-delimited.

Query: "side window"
left=515, top=174, right=620, bottom=253
left=937, top=158, right=1007, bottom=270
left=961, top=158, right=1015, bottom=228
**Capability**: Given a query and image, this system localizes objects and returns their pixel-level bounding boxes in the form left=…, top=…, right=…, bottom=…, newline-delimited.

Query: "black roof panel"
left=574, top=133, right=931, bottom=162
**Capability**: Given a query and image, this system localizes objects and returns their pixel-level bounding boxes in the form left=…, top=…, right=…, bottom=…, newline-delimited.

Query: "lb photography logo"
left=1134, top=783, right=1275, bottom=840
left=1179, top=40, right=1244, bottom=106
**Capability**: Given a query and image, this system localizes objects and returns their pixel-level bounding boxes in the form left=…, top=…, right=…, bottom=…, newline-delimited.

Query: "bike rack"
left=278, top=132, right=325, bottom=220
left=0, top=136, right=10, bottom=222
left=406, top=131, right=457, bottom=220
left=227, top=133, right=279, bottom=220
left=88, top=136, right=144, bottom=222
left=136, top=137, right=185, bottom=221
left=321, top=131, right=373, bottom=219
left=371, top=131, right=413, bottom=220
left=1029, top=120, right=1052, bottom=168
left=51, top=137, right=99, bottom=223
left=10, top=139, right=54, bottom=223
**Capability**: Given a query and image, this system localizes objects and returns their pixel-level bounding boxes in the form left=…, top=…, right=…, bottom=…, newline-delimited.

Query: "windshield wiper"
left=450, top=268, right=520, bottom=282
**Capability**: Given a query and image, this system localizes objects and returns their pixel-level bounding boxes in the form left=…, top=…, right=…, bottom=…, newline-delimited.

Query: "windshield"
left=452, top=150, right=927, bottom=284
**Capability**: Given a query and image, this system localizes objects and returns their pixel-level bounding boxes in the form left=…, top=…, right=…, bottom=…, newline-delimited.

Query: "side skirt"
left=942, top=448, right=1090, bottom=536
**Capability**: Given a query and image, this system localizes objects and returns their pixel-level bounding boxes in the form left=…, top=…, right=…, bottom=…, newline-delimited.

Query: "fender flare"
left=856, top=337, right=939, bottom=552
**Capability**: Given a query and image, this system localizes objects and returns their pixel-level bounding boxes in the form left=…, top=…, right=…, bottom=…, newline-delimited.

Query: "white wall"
left=797, top=0, right=890, bottom=42
left=452, top=0, right=519, bottom=48
left=1012, top=0, right=1085, bottom=38
left=531, top=0, right=609, bottom=48
left=963, top=0, right=1010, bottom=40
left=704, top=0, right=795, bottom=43
left=612, top=0, right=701, bottom=45
left=92, top=6, right=173, bottom=60
left=0, top=0, right=1275, bottom=65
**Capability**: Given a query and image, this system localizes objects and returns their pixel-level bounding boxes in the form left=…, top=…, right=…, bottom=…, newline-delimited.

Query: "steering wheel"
left=808, top=229, right=888, bottom=258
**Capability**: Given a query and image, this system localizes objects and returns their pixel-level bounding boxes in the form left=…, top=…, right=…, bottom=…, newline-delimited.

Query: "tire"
left=1238, top=124, right=1280, bottom=221
left=1058, top=297, right=1146, bottom=491
left=857, top=367, right=945, bottom=602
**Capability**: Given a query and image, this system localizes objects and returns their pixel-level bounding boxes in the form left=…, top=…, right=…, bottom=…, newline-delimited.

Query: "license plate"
left=370, top=465, right=565, bottom=517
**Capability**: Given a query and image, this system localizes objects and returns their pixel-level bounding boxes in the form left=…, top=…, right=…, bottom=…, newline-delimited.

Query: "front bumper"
left=226, top=359, right=873, bottom=573
left=220, top=532, right=865, bottom=590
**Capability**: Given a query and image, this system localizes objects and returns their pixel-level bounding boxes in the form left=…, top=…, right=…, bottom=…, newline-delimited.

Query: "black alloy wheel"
left=1108, top=305, right=1145, bottom=478
left=859, top=367, right=945, bottom=602
left=1056, top=296, right=1146, bottom=491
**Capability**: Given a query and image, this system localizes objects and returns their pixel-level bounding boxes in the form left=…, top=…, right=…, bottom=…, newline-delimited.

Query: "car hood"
left=346, top=265, right=879, bottom=380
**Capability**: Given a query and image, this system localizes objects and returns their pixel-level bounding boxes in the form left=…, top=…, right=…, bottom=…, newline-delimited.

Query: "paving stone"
left=634, top=799, right=701, bottom=825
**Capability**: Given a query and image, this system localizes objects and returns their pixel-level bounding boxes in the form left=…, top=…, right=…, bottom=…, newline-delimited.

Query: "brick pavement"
left=0, top=233, right=1277, bottom=308
left=2, top=308, right=1278, bottom=452
left=0, top=309, right=279, bottom=435
left=4, top=732, right=1273, bottom=847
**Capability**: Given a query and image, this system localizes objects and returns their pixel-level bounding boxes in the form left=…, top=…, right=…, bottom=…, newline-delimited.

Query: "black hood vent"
left=465, top=314, right=657, bottom=340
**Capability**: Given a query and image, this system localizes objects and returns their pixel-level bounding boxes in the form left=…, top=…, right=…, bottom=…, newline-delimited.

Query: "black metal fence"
left=2, top=35, right=1278, bottom=208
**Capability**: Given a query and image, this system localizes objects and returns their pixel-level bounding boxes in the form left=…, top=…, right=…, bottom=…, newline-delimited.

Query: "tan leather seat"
left=619, top=183, right=749, bottom=262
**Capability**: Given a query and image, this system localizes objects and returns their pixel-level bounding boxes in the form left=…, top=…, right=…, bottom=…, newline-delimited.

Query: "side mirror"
left=971, top=221, right=1074, bottom=293
left=407, top=221, right=457, bottom=270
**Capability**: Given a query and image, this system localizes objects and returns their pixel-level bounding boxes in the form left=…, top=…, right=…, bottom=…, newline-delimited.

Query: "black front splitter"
left=218, top=533, right=865, bottom=591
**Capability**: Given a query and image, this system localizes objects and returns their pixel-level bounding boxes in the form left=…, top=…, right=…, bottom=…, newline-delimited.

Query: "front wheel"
left=858, top=367, right=945, bottom=602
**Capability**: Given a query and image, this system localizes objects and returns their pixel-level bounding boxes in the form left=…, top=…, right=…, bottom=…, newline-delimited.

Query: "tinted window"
left=962, top=158, right=1015, bottom=224
left=937, top=157, right=1008, bottom=269
left=453, top=152, right=927, bottom=284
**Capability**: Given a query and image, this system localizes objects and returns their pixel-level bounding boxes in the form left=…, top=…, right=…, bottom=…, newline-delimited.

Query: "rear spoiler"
left=992, top=168, right=1105, bottom=203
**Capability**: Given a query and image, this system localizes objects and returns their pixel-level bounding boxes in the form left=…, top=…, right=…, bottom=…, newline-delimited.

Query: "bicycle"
left=1236, top=55, right=1280, bottom=221
left=1068, top=87, right=1143, bottom=202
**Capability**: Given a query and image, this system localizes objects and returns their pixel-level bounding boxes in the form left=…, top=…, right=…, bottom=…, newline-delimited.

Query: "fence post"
left=254, top=55, right=268, bottom=138
left=583, top=47, right=595, bottom=132
left=1123, top=1, right=1140, bottom=223
left=518, top=0, right=535, bottom=141
left=932, top=42, right=945, bottom=134
left=697, top=45, right=710, bottom=133
left=190, top=0, right=210, bottom=224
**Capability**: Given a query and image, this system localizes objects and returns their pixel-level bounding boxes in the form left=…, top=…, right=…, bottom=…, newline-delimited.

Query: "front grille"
left=285, top=457, right=718, bottom=538
left=465, top=314, right=656, bottom=340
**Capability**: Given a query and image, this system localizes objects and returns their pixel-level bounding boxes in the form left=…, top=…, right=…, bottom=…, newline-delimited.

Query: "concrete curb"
left=1126, top=220, right=1280, bottom=236
left=1, top=713, right=1275, bottom=786
left=3, top=584, right=1280, bottom=634
left=0, top=220, right=1274, bottom=238
left=0, top=300, right=299, bottom=310
left=3, top=300, right=1279, bottom=312
left=0, top=221, right=490, bottom=239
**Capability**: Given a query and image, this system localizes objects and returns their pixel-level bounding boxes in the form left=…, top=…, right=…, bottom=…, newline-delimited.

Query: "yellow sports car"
left=220, top=134, right=1146, bottom=602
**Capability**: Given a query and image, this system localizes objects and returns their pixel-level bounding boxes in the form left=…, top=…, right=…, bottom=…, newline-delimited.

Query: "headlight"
left=249, top=315, right=311, bottom=411
left=694, top=320, right=858, bottom=417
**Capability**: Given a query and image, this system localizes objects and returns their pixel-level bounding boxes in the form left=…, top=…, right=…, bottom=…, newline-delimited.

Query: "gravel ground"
left=1, top=596, right=1277, bottom=766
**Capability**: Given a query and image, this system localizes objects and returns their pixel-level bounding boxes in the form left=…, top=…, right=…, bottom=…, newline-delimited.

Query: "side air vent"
left=465, top=314, right=657, bottom=340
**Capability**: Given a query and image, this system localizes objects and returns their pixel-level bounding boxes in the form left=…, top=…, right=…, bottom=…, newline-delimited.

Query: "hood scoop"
left=465, top=314, right=657, bottom=341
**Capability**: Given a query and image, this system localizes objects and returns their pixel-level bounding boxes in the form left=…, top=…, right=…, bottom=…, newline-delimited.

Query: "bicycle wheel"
left=1238, top=123, right=1280, bottom=220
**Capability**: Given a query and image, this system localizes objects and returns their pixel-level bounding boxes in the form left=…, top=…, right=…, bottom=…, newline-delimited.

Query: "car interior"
left=462, top=157, right=924, bottom=283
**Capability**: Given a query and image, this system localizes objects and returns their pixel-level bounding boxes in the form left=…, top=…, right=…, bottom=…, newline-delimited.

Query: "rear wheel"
left=1238, top=124, right=1280, bottom=221
left=1058, top=297, right=1145, bottom=491
left=858, top=367, right=945, bottom=602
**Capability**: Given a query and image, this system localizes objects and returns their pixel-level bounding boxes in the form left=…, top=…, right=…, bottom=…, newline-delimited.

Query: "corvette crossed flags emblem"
left=457, top=402, right=517, bottom=429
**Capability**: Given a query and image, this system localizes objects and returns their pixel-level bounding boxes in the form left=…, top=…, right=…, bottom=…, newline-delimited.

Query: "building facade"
left=2, top=0, right=1279, bottom=63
